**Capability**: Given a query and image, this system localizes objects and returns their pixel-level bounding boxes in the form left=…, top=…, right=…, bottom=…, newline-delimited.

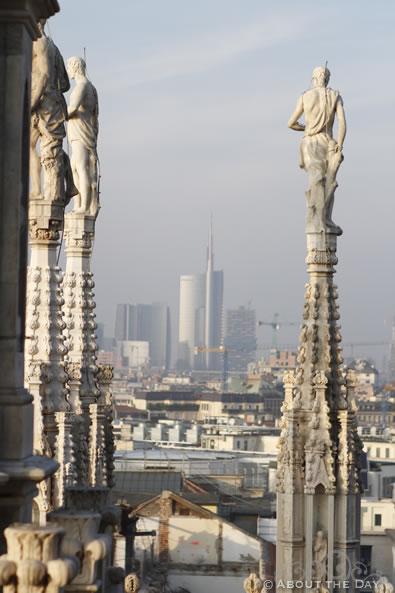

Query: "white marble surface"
left=67, top=57, right=99, bottom=216
left=288, top=66, right=346, bottom=235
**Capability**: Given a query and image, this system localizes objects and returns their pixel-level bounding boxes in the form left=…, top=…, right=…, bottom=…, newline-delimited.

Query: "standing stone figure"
left=30, top=20, right=70, bottom=203
left=312, top=530, right=328, bottom=587
left=288, top=66, right=346, bottom=235
left=67, top=56, right=99, bottom=216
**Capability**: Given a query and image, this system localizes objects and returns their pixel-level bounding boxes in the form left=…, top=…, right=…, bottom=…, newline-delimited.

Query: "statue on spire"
left=67, top=56, right=99, bottom=216
left=288, top=66, right=346, bottom=235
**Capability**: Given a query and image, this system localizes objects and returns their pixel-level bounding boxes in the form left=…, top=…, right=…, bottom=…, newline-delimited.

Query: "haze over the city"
left=52, top=0, right=395, bottom=368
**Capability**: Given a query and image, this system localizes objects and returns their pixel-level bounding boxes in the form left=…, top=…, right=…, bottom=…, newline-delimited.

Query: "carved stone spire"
left=277, top=71, right=362, bottom=593
left=62, top=60, right=114, bottom=490
left=276, top=230, right=363, bottom=592
left=25, top=26, right=75, bottom=514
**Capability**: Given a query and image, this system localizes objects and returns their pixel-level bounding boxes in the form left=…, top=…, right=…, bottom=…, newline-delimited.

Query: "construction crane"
left=194, top=346, right=228, bottom=392
left=257, top=313, right=299, bottom=349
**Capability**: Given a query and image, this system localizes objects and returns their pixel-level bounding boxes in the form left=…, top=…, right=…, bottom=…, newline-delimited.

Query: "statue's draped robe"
left=299, top=88, right=339, bottom=182
left=67, top=86, right=98, bottom=156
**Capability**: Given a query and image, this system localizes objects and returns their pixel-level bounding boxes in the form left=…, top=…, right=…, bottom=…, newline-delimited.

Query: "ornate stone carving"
left=48, top=511, right=110, bottom=587
left=374, top=578, right=395, bottom=593
left=125, top=573, right=141, bottom=593
left=313, top=370, right=328, bottom=387
left=29, top=227, right=60, bottom=241
left=244, top=572, right=264, bottom=593
left=276, top=412, right=304, bottom=494
left=0, top=524, right=79, bottom=593
left=304, top=438, right=336, bottom=494
left=306, top=248, right=338, bottom=266
left=53, top=411, right=76, bottom=507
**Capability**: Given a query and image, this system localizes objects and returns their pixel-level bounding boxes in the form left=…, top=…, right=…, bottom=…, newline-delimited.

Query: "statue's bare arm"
left=31, top=38, right=50, bottom=112
left=288, top=95, right=305, bottom=132
left=68, top=83, right=86, bottom=119
left=336, top=96, right=346, bottom=151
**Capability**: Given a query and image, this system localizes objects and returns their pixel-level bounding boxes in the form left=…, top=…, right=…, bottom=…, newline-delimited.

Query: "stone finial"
left=374, top=577, right=394, bottom=593
left=283, top=370, right=295, bottom=387
left=125, top=573, right=140, bottom=593
left=345, top=369, right=358, bottom=388
left=243, top=572, right=264, bottom=593
left=312, top=370, right=328, bottom=387
left=0, top=524, right=79, bottom=592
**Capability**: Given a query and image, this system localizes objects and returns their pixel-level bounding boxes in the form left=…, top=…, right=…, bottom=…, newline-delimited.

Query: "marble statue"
left=30, top=20, right=70, bottom=203
left=288, top=66, right=346, bottom=235
left=312, top=530, right=328, bottom=585
left=67, top=56, right=99, bottom=216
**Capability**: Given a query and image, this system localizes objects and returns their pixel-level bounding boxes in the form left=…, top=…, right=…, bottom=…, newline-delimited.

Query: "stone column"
left=62, top=213, right=112, bottom=488
left=276, top=231, right=363, bottom=593
left=25, top=191, right=73, bottom=515
left=97, top=364, right=116, bottom=489
left=0, top=0, right=60, bottom=550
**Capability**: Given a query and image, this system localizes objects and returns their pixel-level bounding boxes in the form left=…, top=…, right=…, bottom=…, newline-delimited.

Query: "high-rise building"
left=224, top=306, right=257, bottom=371
left=177, top=223, right=223, bottom=371
left=114, top=302, right=171, bottom=369
left=178, top=273, right=206, bottom=369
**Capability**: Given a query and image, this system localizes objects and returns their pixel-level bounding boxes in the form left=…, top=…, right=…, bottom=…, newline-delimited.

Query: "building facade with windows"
left=114, top=302, right=171, bottom=368
left=224, top=306, right=257, bottom=371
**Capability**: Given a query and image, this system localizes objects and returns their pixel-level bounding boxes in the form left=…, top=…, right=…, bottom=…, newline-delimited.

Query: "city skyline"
left=52, top=1, right=395, bottom=371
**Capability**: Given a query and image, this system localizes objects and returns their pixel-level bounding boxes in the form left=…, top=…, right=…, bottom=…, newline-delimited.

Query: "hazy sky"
left=52, top=1, right=395, bottom=369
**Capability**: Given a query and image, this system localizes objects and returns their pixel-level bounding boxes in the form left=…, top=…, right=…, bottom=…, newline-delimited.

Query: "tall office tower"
left=204, top=222, right=224, bottom=370
left=178, top=274, right=206, bottom=369
left=114, top=303, right=131, bottom=341
left=114, top=303, right=171, bottom=369
left=177, top=224, right=224, bottom=371
left=224, top=306, right=257, bottom=372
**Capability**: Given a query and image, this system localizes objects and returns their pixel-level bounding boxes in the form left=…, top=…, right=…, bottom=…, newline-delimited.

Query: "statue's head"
left=67, top=56, right=86, bottom=79
left=312, top=66, right=330, bottom=87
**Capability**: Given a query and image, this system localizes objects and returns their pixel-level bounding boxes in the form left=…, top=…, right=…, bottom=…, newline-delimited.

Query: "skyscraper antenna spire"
left=207, top=213, right=214, bottom=272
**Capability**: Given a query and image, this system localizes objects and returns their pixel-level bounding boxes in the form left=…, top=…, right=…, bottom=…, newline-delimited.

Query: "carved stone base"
left=0, top=523, right=79, bottom=592
left=0, top=455, right=58, bottom=552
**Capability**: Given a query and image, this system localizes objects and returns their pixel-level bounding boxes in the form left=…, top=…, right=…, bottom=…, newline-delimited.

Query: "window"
left=376, top=448, right=380, bottom=458
left=210, top=439, right=215, bottom=449
left=244, top=440, right=248, bottom=451
left=236, top=440, right=241, bottom=449
left=386, top=448, right=390, bottom=459
left=374, top=514, right=382, bottom=527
